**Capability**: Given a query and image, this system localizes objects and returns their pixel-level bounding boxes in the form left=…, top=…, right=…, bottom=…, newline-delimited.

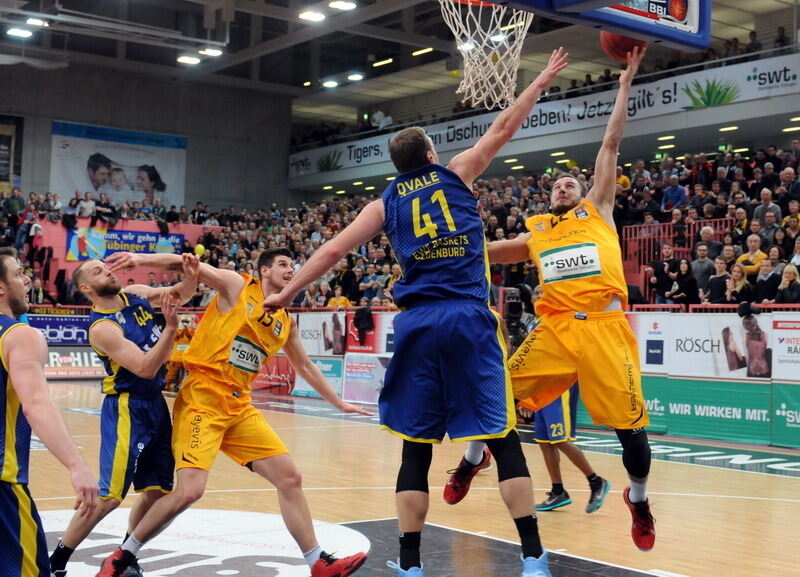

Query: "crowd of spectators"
left=4, top=133, right=800, bottom=310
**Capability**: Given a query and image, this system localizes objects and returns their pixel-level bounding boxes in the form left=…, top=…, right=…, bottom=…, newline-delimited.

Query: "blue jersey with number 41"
left=382, top=163, right=489, bottom=307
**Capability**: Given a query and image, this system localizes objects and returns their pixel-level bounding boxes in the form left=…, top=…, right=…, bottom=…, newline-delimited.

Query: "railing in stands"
left=687, top=304, right=738, bottom=313
left=630, top=304, right=685, bottom=312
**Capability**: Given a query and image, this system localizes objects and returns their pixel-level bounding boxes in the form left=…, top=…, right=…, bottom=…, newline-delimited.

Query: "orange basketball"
left=668, top=0, right=687, bottom=21
left=599, top=31, right=649, bottom=63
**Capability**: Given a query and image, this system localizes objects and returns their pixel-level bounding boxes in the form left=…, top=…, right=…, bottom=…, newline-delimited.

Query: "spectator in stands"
left=705, top=257, right=731, bottom=303
left=745, top=30, right=763, bottom=53
left=725, top=263, right=754, bottom=303
left=191, top=201, right=208, bottom=225
left=670, top=208, right=687, bottom=247
left=691, top=153, right=714, bottom=188
left=327, top=285, right=351, bottom=309
left=649, top=243, right=679, bottom=304
left=691, top=243, right=715, bottom=295
left=775, top=264, right=800, bottom=304
left=28, top=277, right=58, bottom=305
left=360, top=263, right=380, bottom=301
left=767, top=245, right=786, bottom=276
left=299, top=282, right=322, bottom=308
left=781, top=168, right=800, bottom=202
left=615, top=166, right=631, bottom=191
left=760, top=211, right=781, bottom=246
left=350, top=266, right=365, bottom=303
left=736, top=234, right=768, bottom=284
left=666, top=258, right=700, bottom=306
left=753, top=188, right=782, bottom=226
left=754, top=258, right=780, bottom=303
left=661, top=174, right=686, bottom=212
left=78, top=192, right=96, bottom=218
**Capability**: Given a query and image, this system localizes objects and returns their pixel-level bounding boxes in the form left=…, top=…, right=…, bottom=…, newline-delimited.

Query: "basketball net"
left=438, top=0, right=534, bottom=110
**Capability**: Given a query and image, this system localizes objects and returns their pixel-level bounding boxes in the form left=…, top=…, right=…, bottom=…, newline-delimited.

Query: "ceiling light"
left=386, top=176, right=395, bottom=181
left=322, top=80, right=338, bottom=88
left=657, top=135, right=675, bottom=141
left=352, top=181, right=363, bottom=185
left=299, top=11, right=325, bottom=22
left=347, top=73, right=364, bottom=81
left=7, top=28, right=32, bottom=38
left=503, top=158, right=518, bottom=163
left=199, top=47, right=223, bottom=57
left=790, top=116, right=800, bottom=122
left=511, top=165, right=524, bottom=170
left=555, top=159, right=570, bottom=164
left=25, top=18, right=47, bottom=27
left=329, top=1, right=356, bottom=9
left=732, top=147, right=749, bottom=153
left=365, top=186, right=375, bottom=191
left=303, top=81, right=312, bottom=87
left=550, top=151, right=565, bottom=157
left=323, top=185, right=333, bottom=190
left=783, top=126, right=800, bottom=133
left=412, top=47, right=433, bottom=56
left=718, top=126, right=738, bottom=132
left=458, top=41, right=475, bottom=52
left=490, top=33, right=506, bottom=42
left=335, top=190, right=346, bottom=195
left=499, top=22, right=525, bottom=31
left=177, top=55, right=201, bottom=65
left=373, top=58, right=393, bottom=67
left=658, top=144, right=675, bottom=149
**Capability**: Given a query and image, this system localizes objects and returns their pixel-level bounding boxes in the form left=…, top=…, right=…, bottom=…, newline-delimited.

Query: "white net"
left=438, top=0, right=534, bottom=110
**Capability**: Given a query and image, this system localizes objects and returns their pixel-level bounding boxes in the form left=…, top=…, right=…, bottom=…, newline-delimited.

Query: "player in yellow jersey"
left=453, top=47, right=656, bottom=552
left=95, top=248, right=370, bottom=577
left=164, top=314, right=195, bottom=393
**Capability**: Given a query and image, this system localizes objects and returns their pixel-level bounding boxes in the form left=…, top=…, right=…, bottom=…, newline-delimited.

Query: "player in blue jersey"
left=47, top=254, right=199, bottom=577
left=0, top=247, right=98, bottom=577
left=266, top=48, right=569, bottom=577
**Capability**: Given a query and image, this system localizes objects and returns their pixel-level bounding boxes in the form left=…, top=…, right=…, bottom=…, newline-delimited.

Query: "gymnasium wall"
left=0, top=64, right=292, bottom=210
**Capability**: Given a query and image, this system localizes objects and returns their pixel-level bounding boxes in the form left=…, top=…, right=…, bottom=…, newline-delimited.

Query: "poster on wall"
left=64, top=226, right=183, bottom=261
left=294, top=311, right=347, bottom=355
left=626, top=312, right=671, bottom=374
left=769, top=315, right=800, bottom=383
left=49, top=121, right=186, bottom=210
left=293, top=357, right=344, bottom=398
left=342, top=353, right=392, bottom=405
left=345, top=311, right=397, bottom=354
left=0, top=115, right=24, bottom=192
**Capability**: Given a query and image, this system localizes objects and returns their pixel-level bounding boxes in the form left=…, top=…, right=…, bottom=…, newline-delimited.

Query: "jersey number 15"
left=412, top=189, right=457, bottom=240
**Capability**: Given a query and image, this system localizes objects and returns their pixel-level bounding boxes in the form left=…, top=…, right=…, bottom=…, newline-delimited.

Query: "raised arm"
left=488, top=233, right=531, bottom=264
left=587, top=46, right=646, bottom=223
left=90, top=292, right=179, bottom=379
left=265, top=200, right=385, bottom=309
left=448, top=48, right=568, bottom=186
left=4, top=325, right=98, bottom=516
left=124, top=253, right=200, bottom=306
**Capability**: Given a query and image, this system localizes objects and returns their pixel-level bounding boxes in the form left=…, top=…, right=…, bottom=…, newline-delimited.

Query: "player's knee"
left=174, top=483, right=205, bottom=507
left=485, top=431, right=530, bottom=482
left=615, top=428, right=651, bottom=479
left=275, top=466, right=303, bottom=492
left=396, top=441, right=432, bottom=493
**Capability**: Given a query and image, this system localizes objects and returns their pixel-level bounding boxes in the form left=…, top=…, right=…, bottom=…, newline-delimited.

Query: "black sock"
left=49, top=541, right=75, bottom=572
left=123, top=533, right=130, bottom=545
left=399, top=531, right=421, bottom=570
left=587, top=473, right=602, bottom=491
left=551, top=483, right=564, bottom=495
left=513, top=515, right=543, bottom=559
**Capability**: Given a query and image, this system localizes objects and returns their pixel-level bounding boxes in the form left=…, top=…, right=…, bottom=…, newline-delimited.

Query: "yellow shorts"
left=508, top=310, right=649, bottom=430
left=172, top=373, right=288, bottom=471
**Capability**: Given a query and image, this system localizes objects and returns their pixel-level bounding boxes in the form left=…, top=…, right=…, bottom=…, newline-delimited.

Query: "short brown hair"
left=389, top=127, right=432, bottom=173
left=553, top=173, right=587, bottom=195
left=0, top=247, right=17, bottom=284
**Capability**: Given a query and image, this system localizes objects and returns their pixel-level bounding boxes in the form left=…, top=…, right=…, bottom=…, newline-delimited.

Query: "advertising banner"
left=289, top=54, right=799, bottom=178
left=294, top=311, right=347, bottom=356
left=625, top=312, right=670, bottom=374
left=345, top=311, right=397, bottom=354
left=292, top=357, right=344, bottom=399
left=29, top=314, right=90, bottom=346
left=342, top=353, right=392, bottom=405
left=252, top=354, right=294, bottom=395
left=769, top=315, right=800, bottom=383
left=49, top=121, right=186, bottom=209
left=45, top=346, right=106, bottom=379
left=771, top=382, right=800, bottom=448
left=0, top=114, right=23, bottom=192
left=65, top=226, right=183, bottom=261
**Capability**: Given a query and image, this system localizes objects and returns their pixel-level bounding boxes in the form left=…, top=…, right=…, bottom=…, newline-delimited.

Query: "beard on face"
left=95, top=279, right=122, bottom=297
left=551, top=199, right=578, bottom=216
left=9, top=292, right=28, bottom=318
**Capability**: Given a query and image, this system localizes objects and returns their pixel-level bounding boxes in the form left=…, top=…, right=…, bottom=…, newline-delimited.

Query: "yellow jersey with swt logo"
left=525, top=199, right=628, bottom=315
left=183, top=274, right=290, bottom=395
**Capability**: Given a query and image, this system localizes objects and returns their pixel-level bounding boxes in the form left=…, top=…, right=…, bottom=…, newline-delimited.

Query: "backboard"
left=498, top=0, right=710, bottom=51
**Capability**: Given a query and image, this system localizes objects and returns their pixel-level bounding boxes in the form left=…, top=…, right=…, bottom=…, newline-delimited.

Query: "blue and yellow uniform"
left=89, top=292, right=174, bottom=501
left=0, top=313, right=50, bottom=577
left=380, top=163, right=514, bottom=442
left=532, top=384, right=579, bottom=444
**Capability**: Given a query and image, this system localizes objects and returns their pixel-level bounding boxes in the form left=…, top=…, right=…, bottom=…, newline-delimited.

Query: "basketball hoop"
left=438, top=0, right=534, bottom=110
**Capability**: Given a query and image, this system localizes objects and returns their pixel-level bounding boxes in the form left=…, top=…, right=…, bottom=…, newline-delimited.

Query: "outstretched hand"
left=105, top=251, right=139, bottom=273
left=263, top=293, right=291, bottom=312
left=536, top=47, right=569, bottom=87
left=338, top=401, right=373, bottom=416
left=619, top=45, right=647, bottom=86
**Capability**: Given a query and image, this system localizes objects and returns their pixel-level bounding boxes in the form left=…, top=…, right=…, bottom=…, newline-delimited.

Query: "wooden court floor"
left=31, top=380, right=800, bottom=577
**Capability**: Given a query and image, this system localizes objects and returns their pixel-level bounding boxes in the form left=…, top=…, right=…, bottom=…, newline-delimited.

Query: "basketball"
left=668, top=0, right=688, bottom=21
left=599, top=31, right=649, bottom=62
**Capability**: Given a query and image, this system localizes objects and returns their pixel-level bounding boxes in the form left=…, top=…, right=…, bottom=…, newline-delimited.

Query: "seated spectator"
left=720, top=233, right=742, bottom=258
left=705, top=257, right=731, bottom=303
left=753, top=188, right=781, bottom=225
left=767, top=245, right=786, bottom=276
left=28, top=277, right=58, bottom=305
left=317, top=280, right=332, bottom=306
left=760, top=212, right=782, bottom=246
left=693, top=226, right=723, bottom=259
left=725, top=263, right=754, bottom=303
left=691, top=243, right=715, bottom=294
left=775, top=264, right=800, bottom=304
left=300, top=282, right=321, bottom=308
left=754, top=259, right=780, bottom=303
left=736, top=234, right=768, bottom=284
left=327, top=285, right=352, bottom=309
left=666, top=258, right=700, bottom=306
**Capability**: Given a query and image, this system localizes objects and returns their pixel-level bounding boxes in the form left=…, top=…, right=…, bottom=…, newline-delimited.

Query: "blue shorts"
left=379, top=300, right=515, bottom=443
left=99, top=394, right=174, bottom=501
left=0, top=481, right=49, bottom=577
left=534, top=383, right=579, bottom=444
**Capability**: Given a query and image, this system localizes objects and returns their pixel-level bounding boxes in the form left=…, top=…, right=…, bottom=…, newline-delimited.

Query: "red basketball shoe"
left=311, top=551, right=368, bottom=577
left=623, top=486, right=656, bottom=551
left=443, top=447, right=492, bottom=505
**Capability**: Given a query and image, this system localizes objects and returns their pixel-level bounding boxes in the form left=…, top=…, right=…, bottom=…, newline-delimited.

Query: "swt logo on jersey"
left=228, top=336, right=268, bottom=373
left=540, top=243, right=602, bottom=284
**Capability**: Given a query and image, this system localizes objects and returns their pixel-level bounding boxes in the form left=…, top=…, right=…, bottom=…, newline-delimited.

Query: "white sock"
left=628, top=479, right=648, bottom=503
left=120, top=535, right=143, bottom=556
left=464, top=441, right=487, bottom=465
left=303, top=545, right=322, bottom=567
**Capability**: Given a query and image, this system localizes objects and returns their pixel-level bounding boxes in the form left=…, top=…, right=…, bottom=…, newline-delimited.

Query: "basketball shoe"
left=535, top=491, right=572, bottom=511
left=311, top=551, right=368, bottom=577
left=386, top=560, right=424, bottom=576
left=585, top=478, right=611, bottom=513
left=521, top=551, right=552, bottom=577
left=623, top=486, right=656, bottom=550
left=443, top=447, right=492, bottom=504
left=95, top=548, right=136, bottom=577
